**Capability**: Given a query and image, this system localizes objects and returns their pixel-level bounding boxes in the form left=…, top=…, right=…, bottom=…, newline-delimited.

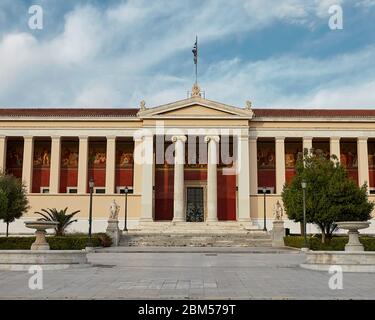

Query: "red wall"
left=258, top=170, right=276, bottom=190
left=285, top=169, right=296, bottom=185
left=60, top=169, right=78, bottom=193
left=369, top=169, right=375, bottom=188
left=155, top=168, right=174, bottom=221
left=217, top=170, right=236, bottom=221
left=32, top=168, right=50, bottom=193
left=87, top=169, right=106, bottom=192
left=115, top=169, right=133, bottom=188
left=347, top=169, right=359, bottom=184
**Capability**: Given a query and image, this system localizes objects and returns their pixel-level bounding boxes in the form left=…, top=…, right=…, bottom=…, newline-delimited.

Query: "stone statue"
left=140, top=100, right=146, bottom=111
left=245, top=100, right=252, bottom=110
left=273, top=201, right=283, bottom=221
left=109, top=200, right=120, bottom=220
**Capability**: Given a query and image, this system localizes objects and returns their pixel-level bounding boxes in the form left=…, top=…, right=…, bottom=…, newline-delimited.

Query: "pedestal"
left=31, top=230, right=50, bottom=251
left=272, top=220, right=285, bottom=247
left=106, top=219, right=121, bottom=246
left=346, top=230, right=364, bottom=252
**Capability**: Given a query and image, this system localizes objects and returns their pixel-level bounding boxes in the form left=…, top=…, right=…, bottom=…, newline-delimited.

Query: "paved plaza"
left=0, top=248, right=374, bottom=300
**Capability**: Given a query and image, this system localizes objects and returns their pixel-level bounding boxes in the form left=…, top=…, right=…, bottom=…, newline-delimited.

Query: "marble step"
left=119, top=233, right=272, bottom=247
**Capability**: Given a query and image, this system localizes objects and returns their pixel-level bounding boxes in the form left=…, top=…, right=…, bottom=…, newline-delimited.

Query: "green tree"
left=35, top=207, right=80, bottom=236
left=282, top=151, right=373, bottom=243
left=0, top=173, right=30, bottom=237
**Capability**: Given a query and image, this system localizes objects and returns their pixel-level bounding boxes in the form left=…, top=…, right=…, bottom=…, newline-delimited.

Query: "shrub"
left=0, top=233, right=112, bottom=250
left=284, top=235, right=375, bottom=251
left=35, top=207, right=80, bottom=236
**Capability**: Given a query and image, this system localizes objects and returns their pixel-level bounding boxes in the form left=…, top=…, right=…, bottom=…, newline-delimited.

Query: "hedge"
left=284, top=235, right=375, bottom=251
left=0, top=233, right=112, bottom=250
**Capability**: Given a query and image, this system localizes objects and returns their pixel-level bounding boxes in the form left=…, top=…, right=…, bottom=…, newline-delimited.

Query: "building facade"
left=1, top=90, right=375, bottom=234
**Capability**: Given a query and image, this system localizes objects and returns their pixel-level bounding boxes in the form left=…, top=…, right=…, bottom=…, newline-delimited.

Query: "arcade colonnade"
left=0, top=134, right=373, bottom=223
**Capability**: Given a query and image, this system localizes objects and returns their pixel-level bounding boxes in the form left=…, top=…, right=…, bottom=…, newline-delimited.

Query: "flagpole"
left=195, top=36, right=198, bottom=85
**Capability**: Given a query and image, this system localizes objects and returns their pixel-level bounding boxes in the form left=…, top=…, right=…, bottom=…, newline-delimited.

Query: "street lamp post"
left=262, top=187, right=267, bottom=231
left=301, top=181, right=307, bottom=248
left=123, top=186, right=129, bottom=232
left=87, top=177, right=95, bottom=248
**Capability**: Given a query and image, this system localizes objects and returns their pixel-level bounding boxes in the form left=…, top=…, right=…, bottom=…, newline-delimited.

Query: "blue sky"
left=0, top=0, right=374, bottom=109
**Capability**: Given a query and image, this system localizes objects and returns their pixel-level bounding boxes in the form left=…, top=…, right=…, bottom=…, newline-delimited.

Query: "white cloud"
left=0, top=0, right=372, bottom=109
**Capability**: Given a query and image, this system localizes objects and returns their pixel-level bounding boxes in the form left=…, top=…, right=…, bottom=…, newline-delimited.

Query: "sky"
left=0, top=0, right=374, bottom=109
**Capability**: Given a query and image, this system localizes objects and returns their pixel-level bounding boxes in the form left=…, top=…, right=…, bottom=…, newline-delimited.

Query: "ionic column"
left=330, top=137, right=341, bottom=162
left=303, top=137, right=313, bottom=155
left=49, top=136, right=61, bottom=194
left=22, top=136, right=34, bottom=193
left=172, top=135, right=187, bottom=222
left=78, top=136, right=89, bottom=194
left=139, top=133, right=154, bottom=222
left=205, top=135, right=220, bottom=222
left=0, top=136, right=6, bottom=172
left=237, top=135, right=251, bottom=222
left=133, top=138, right=142, bottom=194
left=357, top=137, right=369, bottom=188
left=105, top=136, right=116, bottom=194
left=249, top=137, right=258, bottom=195
left=275, top=137, right=285, bottom=194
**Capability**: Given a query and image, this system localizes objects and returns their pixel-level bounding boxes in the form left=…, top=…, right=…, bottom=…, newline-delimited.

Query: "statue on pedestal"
left=109, top=200, right=120, bottom=221
left=272, top=201, right=285, bottom=247
left=106, top=200, right=121, bottom=246
left=273, top=200, right=283, bottom=221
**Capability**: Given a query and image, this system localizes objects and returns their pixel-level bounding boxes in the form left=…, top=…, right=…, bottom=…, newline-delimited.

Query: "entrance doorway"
left=186, top=187, right=204, bottom=222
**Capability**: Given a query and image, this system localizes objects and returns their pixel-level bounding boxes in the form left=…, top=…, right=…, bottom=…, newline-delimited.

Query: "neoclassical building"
left=1, top=88, right=375, bottom=233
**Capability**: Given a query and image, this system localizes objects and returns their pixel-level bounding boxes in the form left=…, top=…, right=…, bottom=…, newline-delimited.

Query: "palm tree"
left=35, top=207, right=80, bottom=236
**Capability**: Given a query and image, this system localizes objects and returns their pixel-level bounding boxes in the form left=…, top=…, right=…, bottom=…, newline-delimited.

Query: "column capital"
left=106, top=136, right=117, bottom=141
left=78, top=135, right=89, bottom=141
left=275, top=136, right=285, bottom=142
left=134, top=132, right=153, bottom=142
left=303, top=136, right=313, bottom=141
left=23, top=135, right=34, bottom=141
left=249, top=136, right=257, bottom=142
left=204, top=135, right=220, bottom=143
left=330, top=137, right=341, bottom=142
left=51, top=135, right=61, bottom=141
left=171, top=135, right=187, bottom=143
left=357, top=137, right=368, bottom=142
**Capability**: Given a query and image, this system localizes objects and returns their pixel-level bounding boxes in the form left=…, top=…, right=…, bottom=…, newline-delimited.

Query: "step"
left=119, top=233, right=272, bottom=247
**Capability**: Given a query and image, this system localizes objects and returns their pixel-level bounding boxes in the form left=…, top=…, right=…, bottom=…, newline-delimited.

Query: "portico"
left=1, top=91, right=375, bottom=234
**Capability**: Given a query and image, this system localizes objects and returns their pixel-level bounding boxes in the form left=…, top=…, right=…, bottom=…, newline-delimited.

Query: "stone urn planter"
left=336, top=221, right=370, bottom=252
left=25, top=221, right=59, bottom=250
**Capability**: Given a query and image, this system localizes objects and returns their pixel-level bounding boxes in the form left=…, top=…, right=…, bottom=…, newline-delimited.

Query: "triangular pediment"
left=138, top=97, right=253, bottom=119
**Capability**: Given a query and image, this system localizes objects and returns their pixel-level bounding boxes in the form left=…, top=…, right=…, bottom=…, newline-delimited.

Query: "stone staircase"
left=119, top=222, right=272, bottom=247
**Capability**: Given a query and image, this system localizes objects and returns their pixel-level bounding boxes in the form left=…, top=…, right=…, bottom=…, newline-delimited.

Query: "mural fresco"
left=61, top=141, right=79, bottom=168
left=285, top=142, right=302, bottom=169
left=257, top=142, right=275, bottom=168
left=88, top=142, right=106, bottom=168
left=33, top=141, right=51, bottom=168
left=368, top=141, right=375, bottom=169
left=340, top=142, right=358, bottom=168
left=116, top=142, right=134, bottom=168
left=312, top=141, right=330, bottom=159
left=6, top=141, right=23, bottom=168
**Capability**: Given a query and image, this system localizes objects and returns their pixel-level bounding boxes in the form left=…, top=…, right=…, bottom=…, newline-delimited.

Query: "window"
left=257, top=187, right=274, bottom=194
left=67, top=187, right=78, bottom=194
left=40, top=187, right=50, bottom=194
left=117, top=186, right=134, bottom=194
left=369, top=188, right=375, bottom=195
left=94, top=187, right=106, bottom=194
